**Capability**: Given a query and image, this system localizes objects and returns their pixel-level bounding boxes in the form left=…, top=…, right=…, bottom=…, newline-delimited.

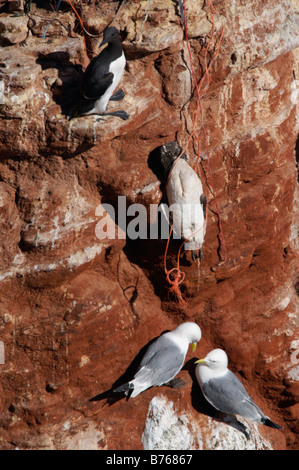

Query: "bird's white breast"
left=94, top=52, right=126, bottom=114
left=195, top=364, right=210, bottom=385
left=109, top=52, right=126, bottom=91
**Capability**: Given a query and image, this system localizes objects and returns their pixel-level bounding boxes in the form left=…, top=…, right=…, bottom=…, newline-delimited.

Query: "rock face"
left=0, top=0, right=298, bottom=450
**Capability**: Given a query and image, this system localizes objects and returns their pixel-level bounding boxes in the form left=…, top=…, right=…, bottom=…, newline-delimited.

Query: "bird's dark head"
left=148, top=141, right=187, bottom=182
left=100, top=26, right=120, bottom=47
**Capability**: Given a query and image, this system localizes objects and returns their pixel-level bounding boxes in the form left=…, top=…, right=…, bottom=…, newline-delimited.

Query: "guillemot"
left=70, top=26, right=129, bottom=121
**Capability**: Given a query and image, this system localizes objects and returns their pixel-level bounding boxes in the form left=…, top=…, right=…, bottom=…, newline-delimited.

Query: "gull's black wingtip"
left=263, top=417, right=282, bottom=430
left=113, top=382, right=134, bottom=394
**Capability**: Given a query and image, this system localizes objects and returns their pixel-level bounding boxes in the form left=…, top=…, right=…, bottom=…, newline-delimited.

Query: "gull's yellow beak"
left=194, top=358, right=206, bottom=364
left=191, top=343, right=197, bottom=352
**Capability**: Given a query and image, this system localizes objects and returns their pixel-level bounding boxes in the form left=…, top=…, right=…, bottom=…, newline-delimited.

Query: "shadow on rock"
left=36, top=50, right=83, bottom=117
left=89, top=333, right=168, bottom=406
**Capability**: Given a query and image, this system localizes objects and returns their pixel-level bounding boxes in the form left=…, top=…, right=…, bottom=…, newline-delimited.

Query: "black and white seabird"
left=114, top=322, right=202, bottom=398
left=155, top=141, right=207, bottom=262
left=71, top=26, right=129, bottom=121
left=195, top=349, right=282, bottom=430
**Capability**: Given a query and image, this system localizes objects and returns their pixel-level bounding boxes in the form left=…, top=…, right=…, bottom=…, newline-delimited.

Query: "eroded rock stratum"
left=0, top=0, right=298, bottom=450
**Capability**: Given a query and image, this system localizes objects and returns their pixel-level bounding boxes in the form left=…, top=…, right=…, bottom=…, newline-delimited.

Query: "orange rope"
left=164, top=226, right=187, bottom=307
left=163, top=0, right=225, bottom=305
left=183, top=0, right=227, bottom=261
left=163, top=210, right=208, bottom=307
left=67, top=0, right=89, bottom=65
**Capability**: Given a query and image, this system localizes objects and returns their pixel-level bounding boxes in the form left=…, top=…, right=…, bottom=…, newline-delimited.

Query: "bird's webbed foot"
left=110, top=89, right=125, bottom=101
left=164, top=377, right=186, bottom=389
left=191, top=249, right=204, bottom=262
left=104, top=110, right=130, bottom=120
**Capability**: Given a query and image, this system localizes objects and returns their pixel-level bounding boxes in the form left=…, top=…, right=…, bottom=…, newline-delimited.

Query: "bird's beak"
left=194, top=358, right=206, bottom=364
left=99, top=32, right=108, bottom=47
left=191, top=343, right=197, bottom=352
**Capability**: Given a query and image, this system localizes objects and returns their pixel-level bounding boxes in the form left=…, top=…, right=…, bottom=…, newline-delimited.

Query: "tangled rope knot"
left=165, top=267, right=187, bottom=307
left=163, top=226, right=187, bottom=308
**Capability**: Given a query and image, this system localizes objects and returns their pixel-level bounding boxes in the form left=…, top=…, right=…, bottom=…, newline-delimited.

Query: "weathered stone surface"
left=0, top=0, right=298, bottom=450
left=0, top=15, right=28, bottom=45
left=142, top=395, right=274, bottom=450
left=1, top=0, right=24, bottom=13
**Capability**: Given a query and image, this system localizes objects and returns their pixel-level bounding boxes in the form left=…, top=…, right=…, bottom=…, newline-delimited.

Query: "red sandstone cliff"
left=0, top=0, right=298, bottom=450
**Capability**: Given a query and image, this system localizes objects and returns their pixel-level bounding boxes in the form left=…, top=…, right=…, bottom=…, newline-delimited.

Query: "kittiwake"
left=114, top=322, right=202, bottom=398
left=195, top=349, right=282, bottom=429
